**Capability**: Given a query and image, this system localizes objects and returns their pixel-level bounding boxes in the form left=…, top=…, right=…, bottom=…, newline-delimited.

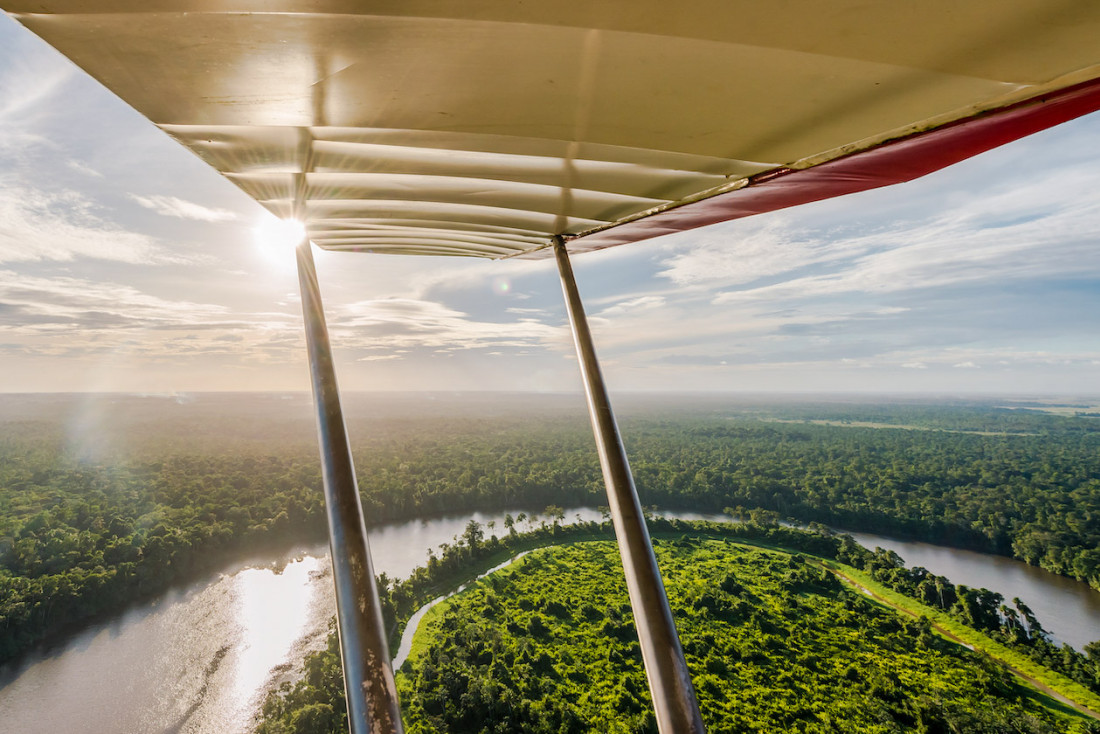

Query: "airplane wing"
left=4, top=1, right=1100, bottom=261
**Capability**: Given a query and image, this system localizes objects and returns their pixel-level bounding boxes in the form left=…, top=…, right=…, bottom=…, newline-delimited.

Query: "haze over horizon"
left=1, top=390, right=1099, bottom=401
left=2, top=15, right=1099, bottom=396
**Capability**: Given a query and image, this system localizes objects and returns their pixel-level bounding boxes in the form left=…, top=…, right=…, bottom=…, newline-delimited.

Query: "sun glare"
left=253, top=215, right=307, bottom=271
left=253, top=215, right=306, bottom=251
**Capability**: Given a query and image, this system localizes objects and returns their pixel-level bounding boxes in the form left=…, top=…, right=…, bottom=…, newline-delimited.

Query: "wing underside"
left=6, top=1, right=1100, bottom=258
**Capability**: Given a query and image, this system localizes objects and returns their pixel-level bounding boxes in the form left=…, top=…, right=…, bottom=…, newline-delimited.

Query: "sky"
left=1, top=14, right=1099, bottom=396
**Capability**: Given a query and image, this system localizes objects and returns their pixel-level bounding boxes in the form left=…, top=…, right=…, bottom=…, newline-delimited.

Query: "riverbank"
left=823, top=563, right=1100, bottom=719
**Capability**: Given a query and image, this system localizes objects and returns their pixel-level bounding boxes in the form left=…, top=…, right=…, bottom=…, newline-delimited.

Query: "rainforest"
left=1, top=392, right=1099, bottom=732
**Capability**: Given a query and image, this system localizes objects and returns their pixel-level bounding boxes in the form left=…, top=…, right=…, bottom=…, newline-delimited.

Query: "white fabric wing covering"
left=5, top=1, right=1100, bottom=258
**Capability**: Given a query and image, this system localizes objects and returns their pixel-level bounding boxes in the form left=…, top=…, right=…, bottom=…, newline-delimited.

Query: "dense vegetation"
left=404, top=540, right=1092, bottom=733
left=260, top=524, right=1099, bottom=733
left=2, top=393, right=1099, bottom=667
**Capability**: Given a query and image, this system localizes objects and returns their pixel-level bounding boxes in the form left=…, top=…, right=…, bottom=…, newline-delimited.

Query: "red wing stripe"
left=564, top=76, right=1100, bottom=256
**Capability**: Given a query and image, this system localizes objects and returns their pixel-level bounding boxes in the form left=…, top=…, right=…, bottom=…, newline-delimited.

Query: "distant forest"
left=1, top=392, right=1098, bottom=664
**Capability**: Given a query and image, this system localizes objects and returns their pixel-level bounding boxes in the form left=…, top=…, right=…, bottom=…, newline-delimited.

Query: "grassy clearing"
left=757, top=417, right=1038, bottom=436
left=824, top=560, right=1100, bottom=718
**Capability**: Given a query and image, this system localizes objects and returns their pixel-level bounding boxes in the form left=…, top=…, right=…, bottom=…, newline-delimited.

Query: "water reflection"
left=232, top=558, right=321, bottom=707
left=0, top=553, right=333, bottom=734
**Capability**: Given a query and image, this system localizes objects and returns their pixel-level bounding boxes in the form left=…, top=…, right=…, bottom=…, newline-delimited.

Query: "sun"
left=252, top=215, right=307, bottom=270
left=253, top=215, right=306, bottom=250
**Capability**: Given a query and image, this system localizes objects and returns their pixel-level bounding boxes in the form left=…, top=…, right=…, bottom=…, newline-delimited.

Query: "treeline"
left=260, top=519, right=1100, bottom=733
left=2, top=394, right=1099, bottom=666
left=622, top=418, right=1100, bottom=589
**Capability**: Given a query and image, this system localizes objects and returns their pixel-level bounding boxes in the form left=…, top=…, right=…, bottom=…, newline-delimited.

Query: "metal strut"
left=295, top=240, right=404, bottom=734
left=553, top=237, right=706, bottom=734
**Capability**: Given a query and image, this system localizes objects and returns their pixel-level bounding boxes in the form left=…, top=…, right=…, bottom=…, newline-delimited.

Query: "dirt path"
left=827, top=566, right=1100, bottom=722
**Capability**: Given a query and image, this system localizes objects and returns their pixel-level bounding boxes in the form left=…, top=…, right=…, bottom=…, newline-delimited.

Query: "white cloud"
left=657, top=219, right=846, bottom=288
left=129, top=194, right=238, bottom=222
left=65, top=159, right=104, bottom=178
left=647, top=158, right=1100, bottom=311
left=0, top=53, right=72, bottom=152
left=357, top=354, right=405, bottom=362
left=598, top=295, right=666, bottom=318
left=0, top=268, right=306, bottom=363
left=331, top=297, right=563, bottom=352
left=710, top=183, right=1100, bottom=305
left=0, top=183, right=167, bottom=264
left=0, top=269, right=230, bottom=328
left=405, top=256, right=553, bottom=300
left=839, top=347, right=1100, bottom=373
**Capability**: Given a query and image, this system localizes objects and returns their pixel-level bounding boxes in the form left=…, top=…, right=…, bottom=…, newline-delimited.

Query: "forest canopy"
left=1, top=392, right=1098, bottom=666
left=260, top=526, right=1100, bottom=734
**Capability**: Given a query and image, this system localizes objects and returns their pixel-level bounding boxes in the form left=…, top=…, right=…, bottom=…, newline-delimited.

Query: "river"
left=0, top=508, right=1097, bottom=732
